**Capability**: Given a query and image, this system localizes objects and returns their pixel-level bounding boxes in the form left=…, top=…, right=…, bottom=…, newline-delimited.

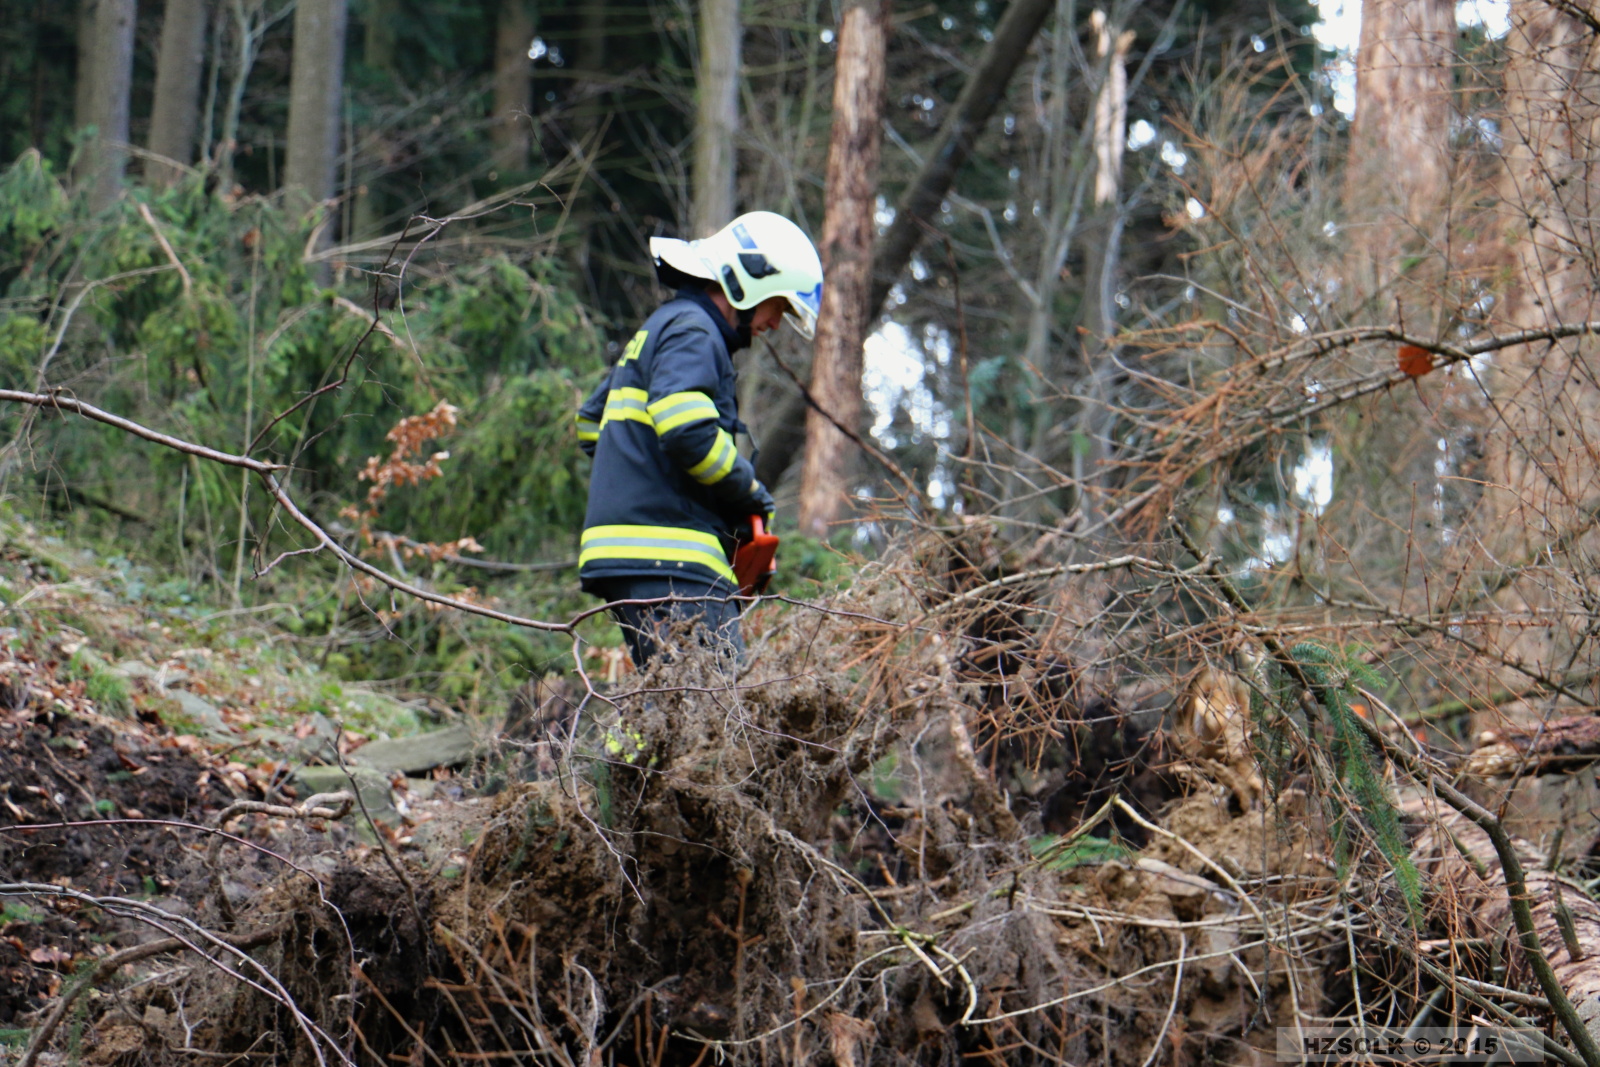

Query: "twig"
left=1381, top=740, right=1600, bottom=1067
left=352, top=963, right=450, bottom=1067
left=1411, top=956, right=1582, bottom=1067
left=334, top=726, right=428, bottom=943
left=16, top=924, right=283, bottom=1067
left=0, top=387, right=581, bottom=631
left=2, top=883, right=349, bottom=1067
left=1138, top=933, right=1187, bottom=1067
left=733, top=868, right=752, bottom=1040
left=137, top=202, right=194, bottom=298
left=0, top=389, right=287, bottom=472
left=933, top=553, right=1215, bottom=615
left=1405, top=669, right=1600, bottom=725
left=206, top=792, right=352, bottom=926
left=760, top=337, right=931, bottom=511
left=331, top=295, right=432, bottom=391
left=35, top=265, right=176, bottom=384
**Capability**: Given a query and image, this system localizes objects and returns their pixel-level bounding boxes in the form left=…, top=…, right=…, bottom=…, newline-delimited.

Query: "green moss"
left=83, top=663, right=131, bottom=717
left=1030, top=834, right=1131, bottom=870
left=1, top=901, right=45, bottom=924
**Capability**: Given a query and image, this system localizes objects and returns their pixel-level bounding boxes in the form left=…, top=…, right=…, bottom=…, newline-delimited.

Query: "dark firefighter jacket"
left=574, top=289, right=767, bottom=592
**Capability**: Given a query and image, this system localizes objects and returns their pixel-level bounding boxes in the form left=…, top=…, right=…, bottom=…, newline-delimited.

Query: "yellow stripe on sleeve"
left=599, top=387, right=653, bottom=429
left=647, top=391, right=720, bottom=435
left=685, top=429, right=739, bottom=485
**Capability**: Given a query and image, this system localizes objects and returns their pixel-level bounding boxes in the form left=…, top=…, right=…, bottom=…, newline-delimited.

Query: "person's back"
left=574, top=212, right=823, bottom=669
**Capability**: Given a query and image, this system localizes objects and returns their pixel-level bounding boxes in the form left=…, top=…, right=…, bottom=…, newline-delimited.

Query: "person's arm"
left=644, top=323, right=772, bottom=519
left=574, top=378, right=607, bottom=457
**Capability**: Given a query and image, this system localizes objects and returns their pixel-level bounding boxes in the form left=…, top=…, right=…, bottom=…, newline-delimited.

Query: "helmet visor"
left=785, top=282, right=822, bottom=340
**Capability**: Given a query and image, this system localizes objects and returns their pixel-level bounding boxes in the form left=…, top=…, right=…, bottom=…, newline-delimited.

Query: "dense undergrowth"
left=0, top=151, right=601, bottom=702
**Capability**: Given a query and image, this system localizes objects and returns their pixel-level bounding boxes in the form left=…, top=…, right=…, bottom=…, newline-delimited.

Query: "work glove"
left=751, top=480, right=776, bottom=530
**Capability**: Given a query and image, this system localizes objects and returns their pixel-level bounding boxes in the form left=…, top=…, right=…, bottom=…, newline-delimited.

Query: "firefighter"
left=574, top=211, right=823, bottom=669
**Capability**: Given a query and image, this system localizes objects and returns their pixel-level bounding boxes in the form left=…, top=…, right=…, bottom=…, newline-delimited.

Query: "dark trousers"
left=592, top=577, right=744, bottom=670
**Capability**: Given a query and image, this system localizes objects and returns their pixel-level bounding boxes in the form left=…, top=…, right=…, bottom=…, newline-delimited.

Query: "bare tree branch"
left=868, top=0, right=1056, bottom=318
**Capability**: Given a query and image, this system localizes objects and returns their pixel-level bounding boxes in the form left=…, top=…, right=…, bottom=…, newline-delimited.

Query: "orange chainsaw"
left=732, top=515, right=779, bottom=596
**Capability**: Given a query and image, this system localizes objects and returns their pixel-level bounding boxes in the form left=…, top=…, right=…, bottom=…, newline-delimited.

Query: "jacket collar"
left=674, top=287, right=748, bottom=354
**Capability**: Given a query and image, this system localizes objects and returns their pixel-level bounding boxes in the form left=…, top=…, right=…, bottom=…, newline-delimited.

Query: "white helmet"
left=650, top=211, right=824, bottom=340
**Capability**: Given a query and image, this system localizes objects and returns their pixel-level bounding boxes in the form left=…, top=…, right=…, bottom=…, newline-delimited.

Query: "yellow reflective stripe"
left=686, top=429, right=739, bottom=485
left=580, top=524, right=735, bottom=582
left=647, top=391, right=720, bottom=435
left=582, top=524, right=724, bottom=552
left=618, top=330, right=648, bottom=365
left=600, top=387, right=652, bottom=429
left=574, top=413, right=600, bottom=442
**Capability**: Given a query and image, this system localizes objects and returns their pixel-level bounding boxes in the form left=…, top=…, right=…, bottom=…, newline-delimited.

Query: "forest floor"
left=0, top=520, right=433, bottom=1040
left=1, top=518, right=1591, bottom=1067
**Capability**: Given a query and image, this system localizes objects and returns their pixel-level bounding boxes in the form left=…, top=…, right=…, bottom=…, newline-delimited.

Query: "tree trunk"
left=75, top=0, right=137, bottom=212
left=1347, top=0, right=1455, bottom=237
left=491, top=0, right=535, bottom=177
left=284, top=0, right=348, bottom=211
left=796, top=0, right=889, bottom=539
left=1345, top=0, right=1455, bottom=332
left=364, top=0, right=397, bottom=74
left=569, top=0, right=608, bottom=136
left=761, top=0, right=1051, bottom=506
left=867, top=0, right=1052, bottom=319
left=148, top=0, right=210, bottom=188
left=74, top=0, right=96, bottom=139
left=1475, top=1, right=1600, bottom=697
left=692, top=0, right=740, bottom=237
left=1064, top=11, right=1134, bottom=523
left=1079, top=10, right=1133, bottom=346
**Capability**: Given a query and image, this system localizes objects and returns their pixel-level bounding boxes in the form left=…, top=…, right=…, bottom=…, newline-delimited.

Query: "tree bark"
left=761, top=0, right=1050, bottom=504
left=1081, top=10, right=1134, bottom=344
left=75, top=0, right=137, bottom=212
left=491, top=0, right=535, bottom=176
left=1065, top=11, right=1135, bottom=523
left=284, top=0, right=348, bottom=212
left=1090, top=10, right=1131, bottom=212
left=74, top=0, right=97, bottom=140
left=691, top=0, right=741, bottom=237
left=148, top=0, right=210, bottom=188
left=1348, top=0, right=1455, bottom=230
left=796, top=0, right=889, bottom=539
left=1345, top=0, right=1455, bottom=320
left=1475, top=2, right=1600, bottom=689
left=569, top=0, right=608, bottom=136
left=867, top=0, right=1052, bottom=319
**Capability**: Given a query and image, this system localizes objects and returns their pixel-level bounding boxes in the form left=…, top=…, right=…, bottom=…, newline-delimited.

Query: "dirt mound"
left=0, top=691, right=229, bottom=1027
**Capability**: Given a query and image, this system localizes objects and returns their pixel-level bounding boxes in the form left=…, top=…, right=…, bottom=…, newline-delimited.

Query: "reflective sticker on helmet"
left=731, top=223, right=758, bottom=250
left=795, top=282, right=822, bottom=315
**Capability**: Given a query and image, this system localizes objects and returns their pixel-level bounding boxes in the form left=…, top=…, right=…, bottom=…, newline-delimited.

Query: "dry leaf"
left=1398, top=344, right=1434, bottom=378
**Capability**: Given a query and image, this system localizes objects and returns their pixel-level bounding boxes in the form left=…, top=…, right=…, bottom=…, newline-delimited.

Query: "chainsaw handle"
left=732, top=514, right=779, bottom=596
